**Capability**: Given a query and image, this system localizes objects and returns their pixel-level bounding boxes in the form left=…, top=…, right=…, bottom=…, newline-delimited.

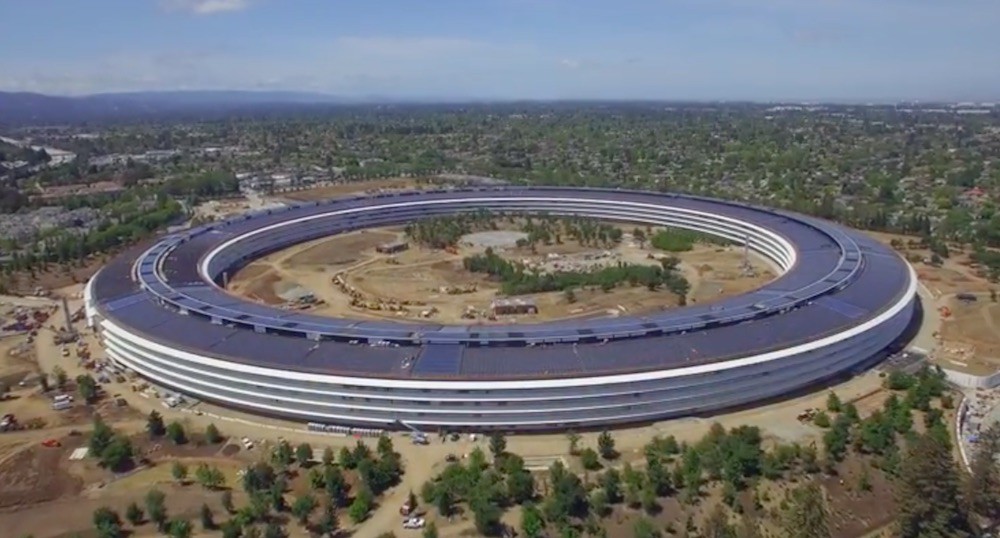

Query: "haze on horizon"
left=2, top=0, right=999, bottom=103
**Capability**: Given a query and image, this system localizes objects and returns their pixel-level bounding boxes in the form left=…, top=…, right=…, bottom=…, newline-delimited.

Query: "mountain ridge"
left=0, top=89, right=366, bottom=126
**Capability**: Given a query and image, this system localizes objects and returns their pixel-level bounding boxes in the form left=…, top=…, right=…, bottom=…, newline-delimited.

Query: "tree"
left=93, top=507, right=122, bottom=537
left=489, top=432, right=507, bottom=460
left=147, top=410, right=165, bottom=437
left=168, top=519, right=192, bottom=538
left=591, top=488, right=609, bottom=517
left=100, top=435, right=134, bottom=471
left=125, top=501, right=144, bottom=526
left=641, top=482, right=659, bottom=514
left=324, top=465, right=348, bottom=506
left=89, top=415, right=114, bottom=456
left=567, top=431, right=581, bottom=455
left=580, top=447, right=601, bottom=470
left=205, top=423, right=222, bottom=444
left=377, top=435, right=395, bottom=459
left=291, top=493, right=317, bottom=525
left=521, top=502, right=545, bottom=538
left=76, top=374, right=98, bottom=403
left=52, top=365, right=67, bottom=389
left=349, top=487, right=373, bottom=523
left=507, top=466, right=536, bottom=504
left=544, top=460, right=588, bottom=524
left=269, top=478, right=288, bottom=512
left=272, top=441, right=294, bottom=468
left=826, top=392, right=842, bottom=413
left=200, top=503, right=215, bottom=530
left=172, top=461, right=189, bottom=484
left=471, top=493, right=503, bottom=535
left=316, top=501, right=339, bottom=536
left=602, top=468, right=622, bottom=503
left=145, top=489, right=168, bottom=531
left=166, top=421, right=187, bottom=445
left=423, top=521, right=439, bottom=538
left=896, top=432, right=974, bottom=537
left=295, top=442, right=313, bottom=467
left=242, top=462, right=277, bottom=494
left=597, top=430, right=617, bottom=459
left=322, top=446, right=335, bottom=467
left=221, top=490, right=235, bottom=513
left=782, top=482, right=830, bottom=538
left=436, top=488, right=453, bottom=517
left=338, top=446, right=355, bottom=469
left=195, top=463, right=225, bottom=489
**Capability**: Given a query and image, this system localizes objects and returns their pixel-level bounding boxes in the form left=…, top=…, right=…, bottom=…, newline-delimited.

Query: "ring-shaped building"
left=84, top=187, right=918, bottom=430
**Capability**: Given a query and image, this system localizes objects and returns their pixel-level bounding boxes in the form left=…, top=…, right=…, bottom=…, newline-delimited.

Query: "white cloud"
left=559, top=59, right=582, bottom=70
left=160, top=0, right=253, bottom=15
left=0, top=36, right=545, bottom=97
left=334, top=37, right=490, bottom=57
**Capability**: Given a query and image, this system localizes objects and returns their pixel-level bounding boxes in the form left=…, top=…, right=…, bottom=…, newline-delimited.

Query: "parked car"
left=402, top=517, right=425, bottom=529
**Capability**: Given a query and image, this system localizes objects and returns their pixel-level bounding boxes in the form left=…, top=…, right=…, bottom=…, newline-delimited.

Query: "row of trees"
left=423, top=425, right=818, bottom=537
left=403, top=210, right=496, bottom=249
left=819, top=367, right=950, bottom=473
left=91, top=434, right=406, bottom=537
left=417, top=369, right=984, bottom=537
left=463, top=247, right=690, bottom=297
left=649, top=228, right=732, bottom=252
left=519, top=218, right=624, bottom=249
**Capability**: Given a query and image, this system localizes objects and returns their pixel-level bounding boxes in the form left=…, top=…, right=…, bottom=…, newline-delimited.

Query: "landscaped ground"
left=227, top=223, right=774, bottom=325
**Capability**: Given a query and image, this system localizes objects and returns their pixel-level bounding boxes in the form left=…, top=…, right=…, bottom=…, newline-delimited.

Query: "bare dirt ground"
left=867, top=230, right=1000, bottom=375
left=938, top=297, right=1000, bottom=374
left=1, top=257, right=106, bottom=295
left=0, top=302, right=910, bottom=537
left=228, top=225, right=774, bottom=325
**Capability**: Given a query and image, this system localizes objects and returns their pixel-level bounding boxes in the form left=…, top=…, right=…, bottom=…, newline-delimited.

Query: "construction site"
left=226, top=223, right=775, bottom=325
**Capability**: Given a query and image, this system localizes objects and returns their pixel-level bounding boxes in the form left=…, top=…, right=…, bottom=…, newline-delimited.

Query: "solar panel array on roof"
left=91, top=186, right=914, bottom=380
left=413, top=344, right=465, bottom=376
left=136, top=187, right=867, bottom=345
left=815, top=296, right=867, bottom=320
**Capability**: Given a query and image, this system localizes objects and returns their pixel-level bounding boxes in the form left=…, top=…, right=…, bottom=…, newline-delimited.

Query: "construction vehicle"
left=400, top=501, right=414, bottom=516
left=397, top=420, right=429, bottom=444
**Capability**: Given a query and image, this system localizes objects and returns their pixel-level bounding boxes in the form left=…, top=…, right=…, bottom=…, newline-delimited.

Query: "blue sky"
left=1, top=0, right=999, bottom=101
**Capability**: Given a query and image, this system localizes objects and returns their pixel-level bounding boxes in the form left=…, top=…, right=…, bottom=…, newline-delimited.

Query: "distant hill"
left=0, top=90, right=359, bottom=126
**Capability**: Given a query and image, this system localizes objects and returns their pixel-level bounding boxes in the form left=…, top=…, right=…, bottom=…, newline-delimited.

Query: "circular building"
left=84, top=187, right=918, bottom=431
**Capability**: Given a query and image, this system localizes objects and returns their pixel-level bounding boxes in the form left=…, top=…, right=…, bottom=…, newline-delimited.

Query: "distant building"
left=376, top=241, right=409, bottom=254
left=490, top=298, right=538, bottom=316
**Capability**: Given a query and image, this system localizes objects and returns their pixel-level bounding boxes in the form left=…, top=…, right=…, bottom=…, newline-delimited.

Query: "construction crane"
left=396, top=420, right=429, bottom=444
